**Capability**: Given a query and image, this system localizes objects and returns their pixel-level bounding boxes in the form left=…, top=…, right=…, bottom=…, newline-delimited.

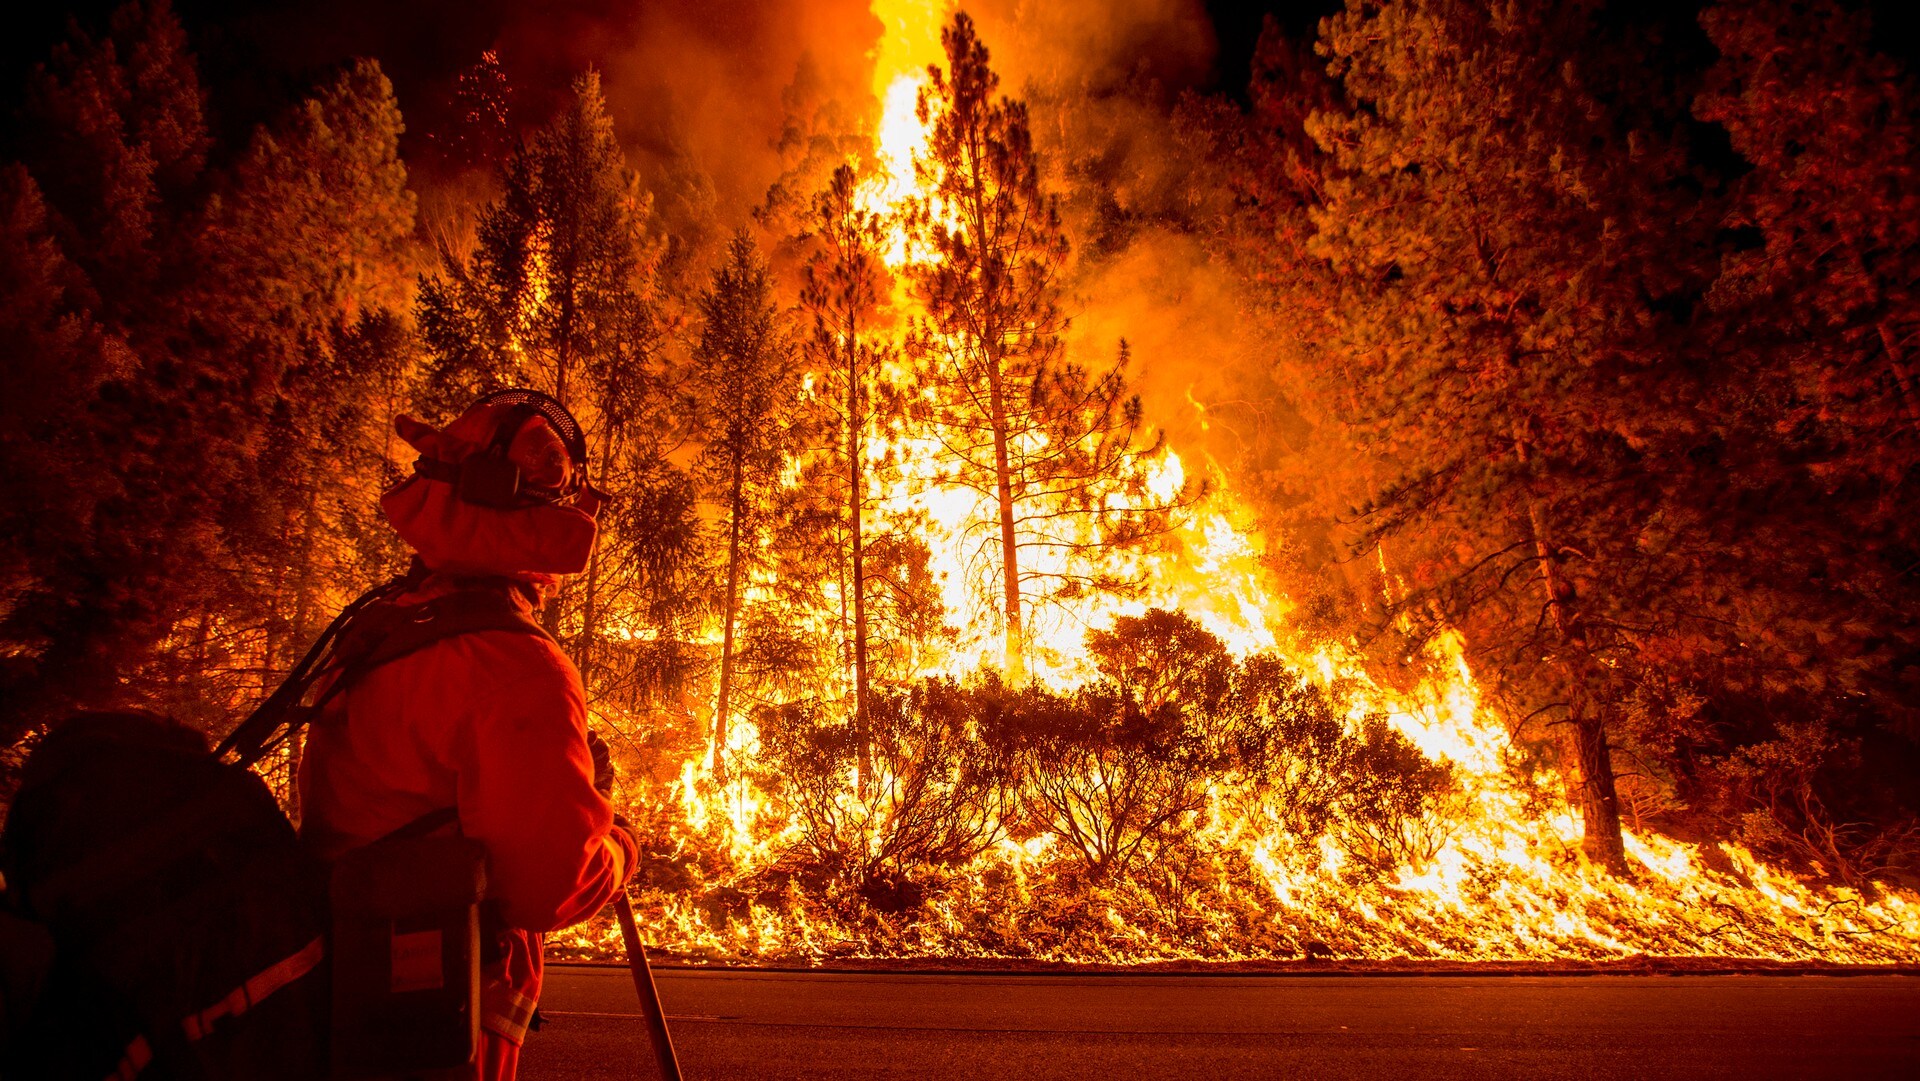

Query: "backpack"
left=1, top=711, right=330, bottom=1081
left=0, top=573, right=555, bottom=1080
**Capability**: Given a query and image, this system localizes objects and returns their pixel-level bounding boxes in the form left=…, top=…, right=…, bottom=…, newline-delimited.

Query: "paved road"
left=520, top=965, right=1920, bottom=1080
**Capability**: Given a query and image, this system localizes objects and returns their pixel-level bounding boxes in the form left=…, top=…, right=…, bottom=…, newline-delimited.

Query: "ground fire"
left=2, top=0, right=1918, bottom=993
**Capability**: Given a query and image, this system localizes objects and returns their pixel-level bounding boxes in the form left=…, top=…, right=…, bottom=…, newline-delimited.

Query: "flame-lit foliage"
left=743, top=611, right=1456, bottom=894
left=691, top=230, right=802, bottom=780
left=753, top=680, right=1013, bottom=893
left=904, top=13, right=1193, bottom=685
left=795, top=162, right=896, bottom=789
left=417, top=70, right=704, bottom=722
left=1213, top=0, right=1920, bottom=888
left=0, top=2, right=416, bottom=749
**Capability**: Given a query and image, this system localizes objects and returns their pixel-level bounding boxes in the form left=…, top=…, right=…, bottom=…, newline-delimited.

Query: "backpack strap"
left=307, top=587, right=557, bottom=720
left=373, top=807, right=460, bottom=846
left=217, top=568, right=425, bottom=766
left=223, top=581, right=555, bottom=770
left=178, top=934, right=327, bottom=1043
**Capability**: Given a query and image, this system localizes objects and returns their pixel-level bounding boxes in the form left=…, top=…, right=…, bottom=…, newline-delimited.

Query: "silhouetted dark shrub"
left=1336, top=718, right=1461, bottom=873
left=752, top=678, right=1014, bottom=891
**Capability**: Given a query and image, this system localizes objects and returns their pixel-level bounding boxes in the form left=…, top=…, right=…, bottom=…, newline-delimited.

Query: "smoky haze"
left=481, top=0, right=878, bottom=222
left=468, top=0, right=1225, bottom=234
left=470, top=0, right=1251, bottom=467
left=83, top=0, right=1264, bottom=466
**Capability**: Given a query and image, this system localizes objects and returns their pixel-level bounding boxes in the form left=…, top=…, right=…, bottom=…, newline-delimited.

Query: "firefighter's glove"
left=586, top=728, right=616, bottom=796
left=611, top=813, right=642, bottom=884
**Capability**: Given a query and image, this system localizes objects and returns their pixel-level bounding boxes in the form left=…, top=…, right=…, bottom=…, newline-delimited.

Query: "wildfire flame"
left=866, top=0, right=947, bottom=237
left=549, top=0, right=1920, bottom=966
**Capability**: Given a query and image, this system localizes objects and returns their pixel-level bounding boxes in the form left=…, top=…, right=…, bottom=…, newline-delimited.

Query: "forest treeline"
left=0, top=0, right=1916, bottom=892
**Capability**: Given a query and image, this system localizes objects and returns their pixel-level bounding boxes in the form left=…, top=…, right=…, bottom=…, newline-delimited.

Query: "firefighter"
left=299, top=391, right=639, bottom=1081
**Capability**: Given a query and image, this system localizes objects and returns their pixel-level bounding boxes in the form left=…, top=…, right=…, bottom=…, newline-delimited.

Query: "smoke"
left=468, top=2, right=1225, bottom=224
left=388, top=0, right=1262, bottom=465
left=953, top=1, right=1273, bottom=474
left=964, top=0, right=1218, bottom=92
left=455, top=0, right=873, bottom=238
left=1065, top=235, right=1277, bottom=474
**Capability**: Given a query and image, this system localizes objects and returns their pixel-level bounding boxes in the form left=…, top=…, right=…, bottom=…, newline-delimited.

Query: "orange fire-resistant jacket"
left=300, top=403, right=635, bottom=1081
left=299, top=574, right=636, bottom=1079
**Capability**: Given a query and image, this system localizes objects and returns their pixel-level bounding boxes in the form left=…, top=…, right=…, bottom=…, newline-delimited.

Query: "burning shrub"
left=1334, top=718, right=1462, bottom=874
left=1003, top=611, right=1237, bottom=877
left=1708, top=720, right=1920, bottom=889
left=1210, top=645, right=1461, bottom=875
left=1002, top=683, right=1204, bottom=877
left=995, top=610, right=1466, bottom=881
left=752, top=679, right=1014, bottom=900
left=1223, top=655, right=1362, bottom=851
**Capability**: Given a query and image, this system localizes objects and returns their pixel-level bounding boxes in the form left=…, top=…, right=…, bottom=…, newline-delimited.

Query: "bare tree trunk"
left=1517, top=435, right=1627, bottom=872
left=540, top=276, right=578, bottom=640
left=847, top=321, right=872, bottom=798
left=712, top=449, right=746, bottom=785
left=985, top=355, right=1024, bottom=687
left=554, top=207, right=578, bottom=410
left=1568, top=691, right=1625, bottom=866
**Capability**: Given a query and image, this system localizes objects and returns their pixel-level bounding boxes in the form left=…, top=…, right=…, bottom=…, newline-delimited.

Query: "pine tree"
left=0, top=167, right=118, bottom=750
left=200, top=58, right=418, bottom=700
left=447, top=49, right=515, bottom=174
left=909, top=13, right=1063, bottom=687
left=754, top=55, right=868, bottom=247
left=18, top=0, right=207, bottom=312
left=0, top=0, right=234, bottom=733
left=798, top=163, right=894, bottom=791
left=1304, top=0, right=1714, bottom=870
left=690, top=231, right=798, bottom=783
left=420, top=70, right=659, bottom=411
left=910, top=13, right=1184, bottom=686
left=418, top=70, right=696, bottom=714
left=1650, top=0, right=1920, bottom=877
left=0, top=7, right=428, bottom=749
left=1690, top=0, right=1920, bottom=695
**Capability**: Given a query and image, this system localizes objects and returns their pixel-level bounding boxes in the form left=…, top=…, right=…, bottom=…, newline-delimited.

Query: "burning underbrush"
left=552, top=603, right=1920, bottom=966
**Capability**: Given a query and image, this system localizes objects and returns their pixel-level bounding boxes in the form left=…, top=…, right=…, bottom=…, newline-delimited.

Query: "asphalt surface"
left=519, top=965, right=1920, bottom=1080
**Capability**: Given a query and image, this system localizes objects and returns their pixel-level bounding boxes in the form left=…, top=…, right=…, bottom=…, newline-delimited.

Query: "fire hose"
left=614, top=891, right=683, bottom=1081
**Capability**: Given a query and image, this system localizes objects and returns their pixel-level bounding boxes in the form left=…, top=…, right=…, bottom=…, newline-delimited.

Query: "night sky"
left=4, top=0, right=1914, bottom=248
left=7, top=0, right=1919, bottom=138
left=2, top=1, right=1343, bottom=152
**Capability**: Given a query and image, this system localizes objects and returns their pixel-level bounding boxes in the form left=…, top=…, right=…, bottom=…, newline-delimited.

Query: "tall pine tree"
left=910, top=14, right=1183, bottom=686
left=690, top=231, right=798, bottom=783
left=1, top=4, right=421, bottom=744
left=801, top=164, right=891, bottom=788
left=1305, top=0, right=1713, bottom=869
left=418, top=71, right=698, bottom=718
